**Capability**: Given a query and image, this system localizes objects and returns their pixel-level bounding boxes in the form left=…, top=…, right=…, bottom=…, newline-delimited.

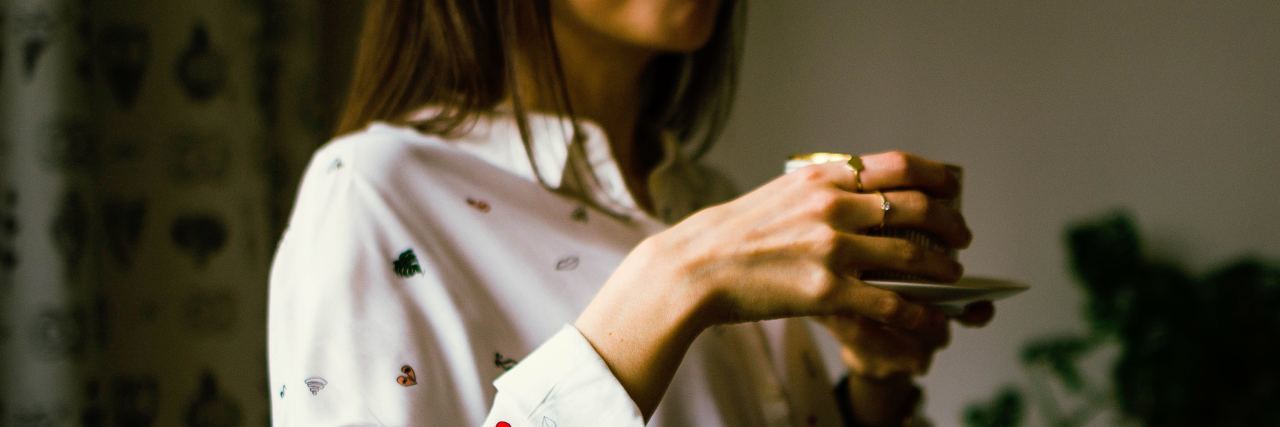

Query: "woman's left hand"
left=821, top=301, right=995, bottom=379
left=820, top=301, right=996, bottom=426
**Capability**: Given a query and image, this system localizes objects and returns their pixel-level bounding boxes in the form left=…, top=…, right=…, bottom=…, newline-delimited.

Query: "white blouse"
left=267, top=111, right=845, bottom=426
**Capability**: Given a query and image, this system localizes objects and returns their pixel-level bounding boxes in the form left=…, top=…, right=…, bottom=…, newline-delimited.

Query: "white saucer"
left=865, top=276, right=1029, bottom=314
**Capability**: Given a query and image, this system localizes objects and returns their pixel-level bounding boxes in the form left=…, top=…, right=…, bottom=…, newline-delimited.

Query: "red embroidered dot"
left=496, top=422, right=511, bottom=427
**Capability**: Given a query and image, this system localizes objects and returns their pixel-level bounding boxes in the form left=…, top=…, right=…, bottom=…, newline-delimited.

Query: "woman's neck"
left=516, top=20, right=658, bottom=210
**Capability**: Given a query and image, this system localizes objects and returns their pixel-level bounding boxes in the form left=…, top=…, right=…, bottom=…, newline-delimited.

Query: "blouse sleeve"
left=267, top=142, right=643, bottom=427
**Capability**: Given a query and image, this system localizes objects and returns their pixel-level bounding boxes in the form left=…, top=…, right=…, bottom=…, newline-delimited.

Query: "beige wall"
left=707, top=1, right=1280, bottom=424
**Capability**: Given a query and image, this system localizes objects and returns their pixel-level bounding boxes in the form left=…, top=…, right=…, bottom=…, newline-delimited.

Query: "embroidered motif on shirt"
left=555, top=256, right=579, bottom=271
left=496, top=422, right=511, bottom=427
left=396, top=365, right=417, bottom=387
left=570, top=206, right=588, bottom=223
left=303, top=377, right=327, bottom=395
left=392, top=249, right=423, bottom=278
left=494, top=353, right=518, bottom=372
left=466, top=197, right=491, bottom=213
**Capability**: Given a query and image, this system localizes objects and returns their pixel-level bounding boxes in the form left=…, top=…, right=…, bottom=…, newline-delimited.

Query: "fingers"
left=870, top=191, right=972, bottom=248
left=787, top=156, right=970, bottom=249
left=787, top=151, right=959, bottom=199
left=956, top=301, right=996, bottom=327
left=831, top=233, right=963, bottom=282
left=834, top=278, right=946, bottom=331
left=786, top=162, right=866, bottom=194
left=872, top=310, right=951, bottom=350
left=828, top=315, right=945, bottom=378
left=819, top=190, right=971, bottom=249
left=858, top=151, right=961, bottom=198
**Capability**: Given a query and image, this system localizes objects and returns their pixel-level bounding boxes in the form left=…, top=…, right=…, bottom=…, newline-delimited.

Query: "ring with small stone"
left=875, top=191, right=891, bottom=228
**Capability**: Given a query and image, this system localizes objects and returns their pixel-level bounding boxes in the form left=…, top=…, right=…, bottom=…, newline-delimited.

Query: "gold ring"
left=875, top=191, right=890, bottom=228
left=786, top=153, right=866, bottom=192
left=845, top=156, right=864, bottom=192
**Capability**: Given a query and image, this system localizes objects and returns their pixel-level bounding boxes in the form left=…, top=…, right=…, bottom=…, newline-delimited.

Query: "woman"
left=268, top=0, right=994, bottom=426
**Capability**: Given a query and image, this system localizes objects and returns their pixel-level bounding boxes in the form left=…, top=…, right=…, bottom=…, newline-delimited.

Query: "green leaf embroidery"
left=393, top=249, right=423, bottom=278
left=494, top=353, right=518, bottom=372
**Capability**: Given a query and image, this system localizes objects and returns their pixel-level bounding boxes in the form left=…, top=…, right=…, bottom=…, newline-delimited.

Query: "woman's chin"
left=634, top=23, right=718, bottom=53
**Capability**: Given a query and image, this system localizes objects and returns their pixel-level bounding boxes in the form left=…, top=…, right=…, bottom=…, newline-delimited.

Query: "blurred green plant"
left=963, top=212, right=1280, bottom=427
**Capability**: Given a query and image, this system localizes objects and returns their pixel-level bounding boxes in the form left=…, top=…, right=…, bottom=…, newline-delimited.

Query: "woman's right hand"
left=576, top=151, right=971, bottom=419
left=656, top=150, right=969, bottom=328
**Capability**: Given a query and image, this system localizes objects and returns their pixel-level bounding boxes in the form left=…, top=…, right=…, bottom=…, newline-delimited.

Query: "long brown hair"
left=336, top=0, right=745, bottom=198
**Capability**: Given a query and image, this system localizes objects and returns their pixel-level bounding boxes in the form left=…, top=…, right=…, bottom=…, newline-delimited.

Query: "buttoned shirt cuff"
left=485, top=324, right=644, bottom=427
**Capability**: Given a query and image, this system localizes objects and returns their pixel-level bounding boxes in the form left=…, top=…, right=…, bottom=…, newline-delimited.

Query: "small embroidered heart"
left=397, top=365, right=417, bottom=387
left=496, top=422, right=511, bottom=427
left=466, top=197, right=491, bottom=213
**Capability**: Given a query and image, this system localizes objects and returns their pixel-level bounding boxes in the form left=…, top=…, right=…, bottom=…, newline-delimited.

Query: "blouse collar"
left=390, top=107, right=688, bottom=221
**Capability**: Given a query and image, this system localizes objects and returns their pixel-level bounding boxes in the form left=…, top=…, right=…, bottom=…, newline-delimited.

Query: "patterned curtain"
left=1, top=0, right=331, bottom=425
